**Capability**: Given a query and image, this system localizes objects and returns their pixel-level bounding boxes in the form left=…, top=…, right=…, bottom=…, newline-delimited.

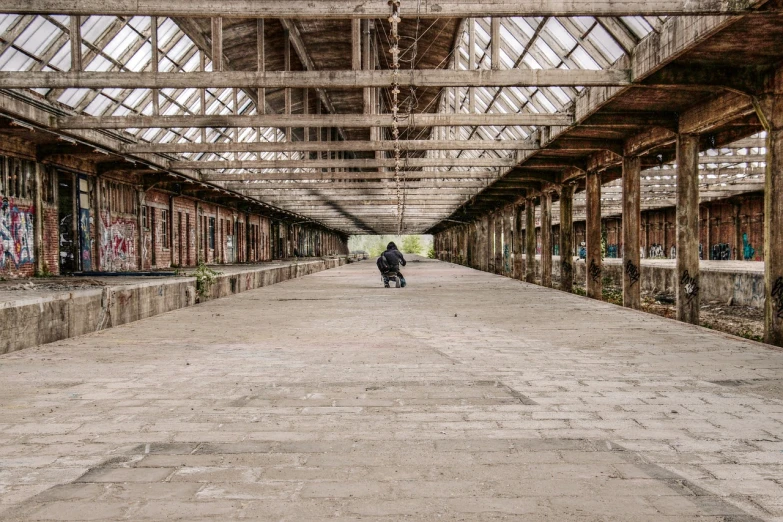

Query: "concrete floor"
left=1, top=257, right=783, bottom=521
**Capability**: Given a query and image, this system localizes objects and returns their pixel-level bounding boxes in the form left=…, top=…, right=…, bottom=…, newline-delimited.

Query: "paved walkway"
left=1, top=257, right=783, bottom=521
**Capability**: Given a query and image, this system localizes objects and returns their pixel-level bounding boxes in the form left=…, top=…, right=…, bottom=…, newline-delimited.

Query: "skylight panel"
left=157, top=18, right=179, bottom=48
left=521, top=54, right=542, bottom=70
left=545, top=19, right=577, bottom=49
left=532, top=40, right=560, bottom=68
left=585, top=24, right=625, bottom=63
left=620, top=17, right=654, bottom=39
left=85, top=55, right=112, bottom=72
left=126, top=43, right=151, bottom=72
left=57, top=88, right=90, bottom=108
left=0, top=49, right=33, bottom=71
left=103, top=25, right=139, bottom=61
left=570, top=46, right=601, bottom=70
left=81, top=16, right=114, bottom=45
left=16, top=17, right=62, bottom=60
left=49, top=45, right=71, bottom=70
left=123, top=89, right=147, bottom=109
left=0, top=14, right=21, bottom=36
left=84, top=94, right=113, bottom=115
left=165, top=37, right=192, bottom=67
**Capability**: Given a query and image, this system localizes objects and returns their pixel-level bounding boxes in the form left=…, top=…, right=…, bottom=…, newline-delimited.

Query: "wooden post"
left=283, top=28, right=292, bottom=143
left=150, top=16, right=159, bottom=115
left=525, top=198, right=536, bottom=284
left=540, top=192, right=552, bottom=287
left=200, top=51, right=207, bottom=143
left=70, top=15, right=82, bottom=71
left=490, top=212, right=496, bottom=273
left=468, top=18, right=476, bottom=114
left=676, top=133, right=700, bottom=324
left=622, top=155, right=641, bottom=309
left=559, top=184, right=574, bottom=293
left=586, top=170, right=603, bottom=300
left=211, top=17, right=223, bottom=72
left=491, top=18, right=501, bottom=70
left=33, top=163, right=45, bottom=275
left=513, top=203, right=523, bottom=279
left=257, top=19, right=265, bottom=115
left=755, top=95, right=783, bottom=347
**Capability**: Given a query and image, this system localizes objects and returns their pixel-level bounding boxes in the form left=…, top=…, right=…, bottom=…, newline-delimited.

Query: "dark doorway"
left=57, top=171, right=77, bottom=274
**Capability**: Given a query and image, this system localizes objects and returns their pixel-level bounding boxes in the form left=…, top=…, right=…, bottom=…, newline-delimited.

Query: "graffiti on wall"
left=100, top=213, right=137, bottom=271
left=503, top=244, right=510, bottom=273
left=649, top=244, right=665, bottom=259
left=79, top=208, right=92, bottom=271
left=606, top=244, right=619, bottom=259
left=0, top=197, right=34, bottom=269
left=625, top=260, right=640, bottom=287
left=680, top=270, right=699, bottom=302
left=711, top=243, right=731, bottom=261
left=772, top=277, right=783, bottom=320
left=742, top=233, right=756, bottom=261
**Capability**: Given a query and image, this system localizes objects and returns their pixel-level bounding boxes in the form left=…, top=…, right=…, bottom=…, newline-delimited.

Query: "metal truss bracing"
left=0, top=1, right=775, bottom=234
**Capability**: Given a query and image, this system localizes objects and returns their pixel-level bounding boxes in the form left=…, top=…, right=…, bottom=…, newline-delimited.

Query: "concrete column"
left=622, top=156, right=642, bottom=309
left=559, top=184, right=574, bottom=293
left=676, top=133, right=700, bottom=325
left=756, top=94, right=783, bottom=347
left=586, top=170, right=603, bottom=300
left=525, top=198, right=536, bottom=284
left=540, top=192, right=552, bottom=287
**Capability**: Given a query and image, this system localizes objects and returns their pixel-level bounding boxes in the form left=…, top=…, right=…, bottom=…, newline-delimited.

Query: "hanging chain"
left=389, top=0, right=403, bottom=234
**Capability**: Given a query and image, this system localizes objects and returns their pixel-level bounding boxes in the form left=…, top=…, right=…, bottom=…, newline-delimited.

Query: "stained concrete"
left=0, top=257, right=356, bottom=355
left=1, top=257, right=783, bottom=520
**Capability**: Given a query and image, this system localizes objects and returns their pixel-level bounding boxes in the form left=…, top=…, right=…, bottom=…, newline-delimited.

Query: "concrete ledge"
left=0, top=256, right=356, bottom=355
left=514, top=255, right=764, bottom=308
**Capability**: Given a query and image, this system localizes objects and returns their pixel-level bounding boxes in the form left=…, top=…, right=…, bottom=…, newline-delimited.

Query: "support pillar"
left=513, top=203, right=523, bottom=280
left=756, top=94, right=783, bottom=346
left=503, top=205, right=512, bottom=276
left=33, top=163, right=45, bottom=275
left=488, top=212, right=496, bottom=274
left=495, top=209, right=503, bottom=275
left=622, top=156, right=642, bottom=309
left=559, top=184, right=574, bottom=293
left=676, top=133, right=700, bottom=325
left=586, top=170, right=602, bottom=300
left=540, top=192, right=552, bottom=287
left=525, top=198, right=536, bottom=284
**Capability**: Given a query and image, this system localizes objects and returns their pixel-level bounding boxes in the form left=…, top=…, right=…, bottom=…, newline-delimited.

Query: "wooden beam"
left=122, top=139, right=539, bottom=154
left=172, top=157, right=514, bottom=169
left=8, top=1, right=770, bottom=18
left=57, top=113, right=573, bottom=129
left=202, top=171, right=500, bottom=181
left=69, top=15, right=81, bottom=72
left=0, top=69, right=632, bottom=89
left=210, top=17, right=222, bottom=72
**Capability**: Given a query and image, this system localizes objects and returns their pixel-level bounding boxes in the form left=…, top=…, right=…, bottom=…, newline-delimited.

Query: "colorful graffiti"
left=742, top=233, right=756, bottom=261
left=0, top=197, right=34, bottom=269
left=100, top=213, right=137, bottom=271
left=79, top=208, right=92, bottom=271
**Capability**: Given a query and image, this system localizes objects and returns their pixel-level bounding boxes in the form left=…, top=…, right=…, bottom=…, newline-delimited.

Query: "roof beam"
left=122, top=139, right=539, bottom=154
left=0, top=69, right=633, bottom=90
left=56, top=113, right=573, bottom=130
left=172, top=158, right=514, bottom=169
left=202, top=171, right=501, bottom=181
left=6, top=1, right=770, bottom=18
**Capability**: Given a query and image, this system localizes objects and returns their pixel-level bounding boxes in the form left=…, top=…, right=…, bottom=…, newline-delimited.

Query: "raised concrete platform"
left=522, top=256, right=765, bottom=308
left=1, top=257, right=782, bottom=520
left=0, top=256, right=356, bottom=355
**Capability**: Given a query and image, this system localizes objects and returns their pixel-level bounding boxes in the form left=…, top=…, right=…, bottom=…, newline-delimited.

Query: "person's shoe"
left=399, top=277, right=407, bottom=288
left=384, top=283, right=390, bottom=288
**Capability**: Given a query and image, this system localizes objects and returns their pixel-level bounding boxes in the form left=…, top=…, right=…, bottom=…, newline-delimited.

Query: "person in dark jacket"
left=380, top=241, right=407, bottom=287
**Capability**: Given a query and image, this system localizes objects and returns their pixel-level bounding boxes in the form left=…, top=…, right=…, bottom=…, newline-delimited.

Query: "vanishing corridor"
left=2, top=258, right=783, bottom=521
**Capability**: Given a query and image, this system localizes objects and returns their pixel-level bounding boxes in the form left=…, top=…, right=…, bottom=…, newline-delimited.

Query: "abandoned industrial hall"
left=2, top=0, right=783, bottom=520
